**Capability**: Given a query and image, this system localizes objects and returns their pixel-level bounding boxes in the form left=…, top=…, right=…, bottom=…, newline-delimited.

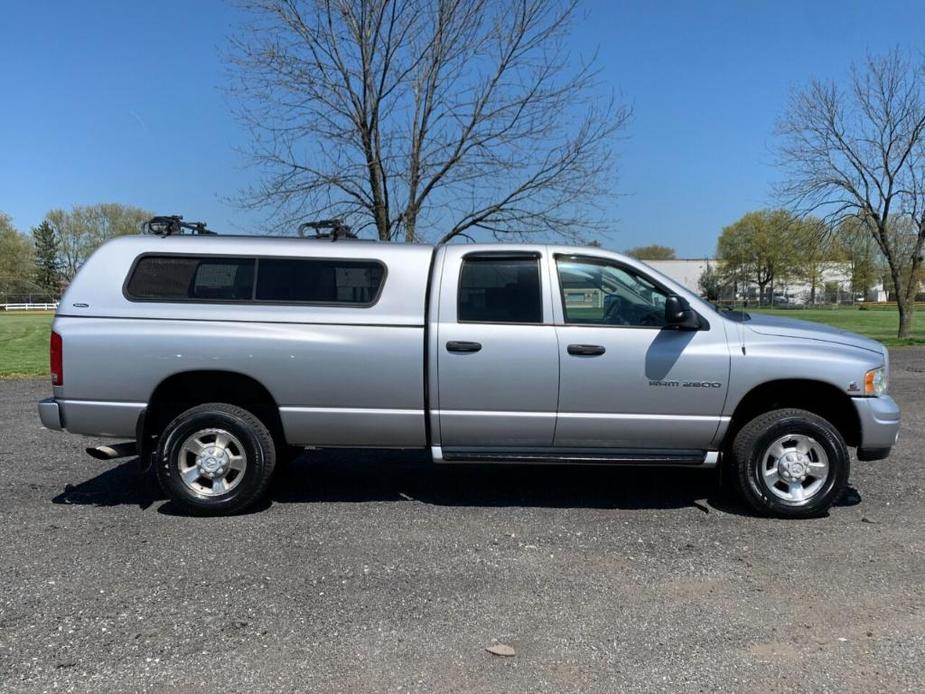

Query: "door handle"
left=446, top=340, right=482, bottom=353
left=567, top=344, right=606, bottom=356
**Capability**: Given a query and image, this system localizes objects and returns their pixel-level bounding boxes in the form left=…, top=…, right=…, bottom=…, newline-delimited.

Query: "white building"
left=644, top=259, right=712, bottom=294
left=643, top=259, right=888, bottom=304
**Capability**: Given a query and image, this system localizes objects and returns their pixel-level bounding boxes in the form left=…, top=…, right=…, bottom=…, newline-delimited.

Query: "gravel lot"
left=1, top=349, right=924, bottom=693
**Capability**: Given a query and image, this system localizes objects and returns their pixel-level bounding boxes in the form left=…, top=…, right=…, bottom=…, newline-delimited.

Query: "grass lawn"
left=0, top=312, right=53, bottom=378
left=749, top=307, right=925, bottom=347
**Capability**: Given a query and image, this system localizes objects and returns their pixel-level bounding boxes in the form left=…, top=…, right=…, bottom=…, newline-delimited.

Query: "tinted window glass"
left=458, top=256, right=542, bottom=323
left=255, top=258, right=384, bottom=304
left=127, top=256, right=255, bottom=301
left=557, top=257, right=667, bottom=327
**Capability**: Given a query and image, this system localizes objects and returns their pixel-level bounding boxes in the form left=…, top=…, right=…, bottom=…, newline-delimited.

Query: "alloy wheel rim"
left=177, top=428, right=247, bottom=497
left=758, top=433, right=829, bottom=504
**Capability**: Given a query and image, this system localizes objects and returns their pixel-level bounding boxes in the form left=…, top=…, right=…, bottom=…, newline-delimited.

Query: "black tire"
left=155, top=403, right=276, bottom=515
left=731, top=408, right=850, bottom=518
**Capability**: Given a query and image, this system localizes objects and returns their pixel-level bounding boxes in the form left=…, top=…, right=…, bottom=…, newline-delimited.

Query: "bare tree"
left=776, top=49, right=925, bottom=338
left=790, top=216, right=841, bottom=305
left=227, top=0, right=629, bottom=243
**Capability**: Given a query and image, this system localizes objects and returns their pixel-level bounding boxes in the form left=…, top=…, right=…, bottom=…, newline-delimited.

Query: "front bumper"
left=852, top=395, right=900, bottom=459
left=38, top=398, right=63, bottom=431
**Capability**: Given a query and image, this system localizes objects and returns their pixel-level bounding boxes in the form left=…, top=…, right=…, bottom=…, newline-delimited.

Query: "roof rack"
left=297, top=219, right=356, bottom=241
left=142, top=215, right=362, bottom=241
left=143, top=215, right=216, bottom=236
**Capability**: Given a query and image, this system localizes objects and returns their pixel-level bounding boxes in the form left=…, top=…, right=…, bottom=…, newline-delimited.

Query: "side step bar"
left=434, top=446, right=718, bottom=467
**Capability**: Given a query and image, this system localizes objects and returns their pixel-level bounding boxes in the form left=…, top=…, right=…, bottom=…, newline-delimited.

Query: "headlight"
left=864, top=367, right=888, bottom=396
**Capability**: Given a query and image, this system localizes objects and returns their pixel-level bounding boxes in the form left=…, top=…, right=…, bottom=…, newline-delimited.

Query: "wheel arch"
left=141, top=370, right=285, bottom=449
left=725, top=379, right=861, bottom=449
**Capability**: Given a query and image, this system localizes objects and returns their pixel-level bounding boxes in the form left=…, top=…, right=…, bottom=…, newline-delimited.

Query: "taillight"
left=50, top=331, right=63, bottom=385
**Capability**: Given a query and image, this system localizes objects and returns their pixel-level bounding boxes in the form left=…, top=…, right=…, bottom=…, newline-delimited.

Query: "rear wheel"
left=731, top=408, right=849, bottom=518
left=155, top=403, right=276, bottom=515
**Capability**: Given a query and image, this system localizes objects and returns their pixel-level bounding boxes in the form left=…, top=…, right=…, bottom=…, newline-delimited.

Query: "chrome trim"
left=279, top=406, right=425, bottom=416
left=434, top=410, right=729, bottom=422
left=58, top=399, right=147, bottom=408
left=433, top=409, right=555, bottom=418
left=559, top=413, right=729, bottom=422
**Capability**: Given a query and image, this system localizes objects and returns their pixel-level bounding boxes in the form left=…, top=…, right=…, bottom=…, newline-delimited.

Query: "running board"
left=434, top=446, right=718, bottom=467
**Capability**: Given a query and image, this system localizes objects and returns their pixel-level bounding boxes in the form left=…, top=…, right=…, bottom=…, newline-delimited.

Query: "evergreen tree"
left=32, top=220, right=61, bottom=295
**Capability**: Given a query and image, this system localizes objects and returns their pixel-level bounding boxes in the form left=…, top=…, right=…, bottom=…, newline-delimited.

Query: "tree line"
left=706, top=209, right=896, bottom=306
left=0, top=204, right=152, bottom=300
left=608, top=213, right=892, bottom=307
left=699, top=48, right=925, bottom=334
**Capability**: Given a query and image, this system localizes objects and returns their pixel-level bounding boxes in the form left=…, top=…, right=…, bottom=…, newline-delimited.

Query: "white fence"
left=1, top=302, right=59, bottom=311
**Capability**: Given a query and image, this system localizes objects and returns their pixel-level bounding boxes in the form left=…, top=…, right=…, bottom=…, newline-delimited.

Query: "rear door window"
left=457, top=255, right=543, bottom=323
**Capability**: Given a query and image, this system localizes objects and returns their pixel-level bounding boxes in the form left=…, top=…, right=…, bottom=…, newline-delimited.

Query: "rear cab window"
left=126, top=256, right=255, bottom=301
left=125, top=255, right=385, bottom=306
left=255, top=258, right=384, bottom=304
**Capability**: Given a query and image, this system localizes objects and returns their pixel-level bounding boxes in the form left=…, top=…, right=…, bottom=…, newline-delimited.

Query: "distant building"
left=642, top=258, right=888, bottom=304
left=643, top=259, right=712, bottom=295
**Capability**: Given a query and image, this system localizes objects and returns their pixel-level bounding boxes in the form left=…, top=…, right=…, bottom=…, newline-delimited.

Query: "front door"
left=552, top=254, right=731, bottom=450
left=435, top=249, right=559, bottom=448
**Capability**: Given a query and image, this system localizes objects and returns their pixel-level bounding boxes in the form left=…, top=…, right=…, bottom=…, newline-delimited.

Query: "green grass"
left=749, top=307, right=925, bottom=347
left=0, top=312, right=53, bottom=377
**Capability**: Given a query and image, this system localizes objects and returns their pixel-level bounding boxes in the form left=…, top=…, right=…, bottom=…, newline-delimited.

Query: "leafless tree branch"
left=775, top=48, right=925, bottom=338
left=226, top=0, right=629, bottom=242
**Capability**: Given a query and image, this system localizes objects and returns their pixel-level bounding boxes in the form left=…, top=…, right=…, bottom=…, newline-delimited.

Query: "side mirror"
left=664, top=294, right=700, bottom=330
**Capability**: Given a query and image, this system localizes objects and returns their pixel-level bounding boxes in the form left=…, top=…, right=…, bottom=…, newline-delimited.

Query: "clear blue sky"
left=2, top=0, right=923, bottom=256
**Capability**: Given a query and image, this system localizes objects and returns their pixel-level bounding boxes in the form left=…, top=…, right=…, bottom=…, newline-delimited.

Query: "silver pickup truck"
left=38, top=231, right=900, bottom=517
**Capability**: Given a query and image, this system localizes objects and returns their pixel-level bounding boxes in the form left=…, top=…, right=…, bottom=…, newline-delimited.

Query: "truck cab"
left=431, top=246, right=727, bottom=457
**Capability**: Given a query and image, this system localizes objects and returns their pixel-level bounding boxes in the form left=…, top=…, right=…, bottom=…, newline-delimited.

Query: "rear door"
left=434, top=248, right=559, bottom=448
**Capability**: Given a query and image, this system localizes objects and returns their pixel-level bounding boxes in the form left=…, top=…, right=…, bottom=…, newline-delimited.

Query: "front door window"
left=557, top=257, right=668, bottom=327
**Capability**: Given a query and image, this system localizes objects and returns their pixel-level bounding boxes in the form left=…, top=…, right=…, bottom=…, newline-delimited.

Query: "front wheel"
left=155, top=403, right=277, bottom=515
left=731, top=408, right=850, bottom=518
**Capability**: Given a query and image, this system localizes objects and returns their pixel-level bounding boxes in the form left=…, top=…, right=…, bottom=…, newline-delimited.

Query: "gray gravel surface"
left=1, top=348, right=924, bottom=693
